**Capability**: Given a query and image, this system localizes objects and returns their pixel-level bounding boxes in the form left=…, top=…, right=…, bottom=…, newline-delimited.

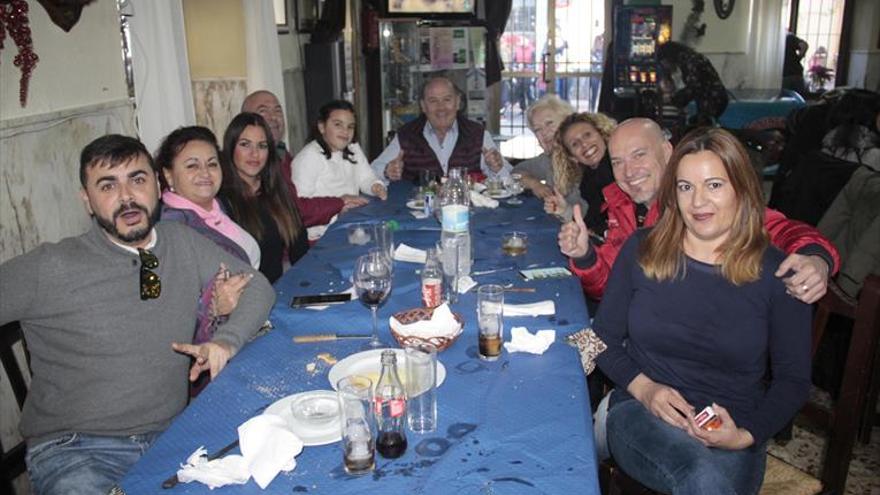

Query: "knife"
left=293, top=334, right=373, bottom=343
left=161, top=439, right=239, bottom=489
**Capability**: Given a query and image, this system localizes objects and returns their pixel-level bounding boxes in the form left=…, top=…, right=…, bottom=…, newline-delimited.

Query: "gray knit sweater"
left=0, top=221, right=275, bottom=446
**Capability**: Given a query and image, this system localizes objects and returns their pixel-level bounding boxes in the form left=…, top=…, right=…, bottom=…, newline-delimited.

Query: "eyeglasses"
left=138, top=248, right=161, bottom=300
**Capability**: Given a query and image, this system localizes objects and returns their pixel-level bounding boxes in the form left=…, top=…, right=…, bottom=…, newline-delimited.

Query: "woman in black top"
left=220, top=112, right=308, bottom=283
left=545, top=112, right=617, bottom=237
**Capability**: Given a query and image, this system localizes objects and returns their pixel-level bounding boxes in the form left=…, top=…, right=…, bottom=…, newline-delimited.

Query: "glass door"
left=498, top=0, right=606, bottom=159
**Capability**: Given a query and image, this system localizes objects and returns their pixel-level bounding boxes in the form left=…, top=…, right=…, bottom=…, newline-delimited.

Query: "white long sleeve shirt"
left=292, top=141, right=383, bottom=198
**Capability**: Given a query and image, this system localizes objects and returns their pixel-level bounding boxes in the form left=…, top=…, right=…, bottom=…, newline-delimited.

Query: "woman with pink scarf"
left=155, top=126, right=262, bottom=371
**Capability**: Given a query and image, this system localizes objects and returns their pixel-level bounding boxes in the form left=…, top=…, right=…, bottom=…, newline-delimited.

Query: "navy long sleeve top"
left=594, top=230, right=812, bottom=446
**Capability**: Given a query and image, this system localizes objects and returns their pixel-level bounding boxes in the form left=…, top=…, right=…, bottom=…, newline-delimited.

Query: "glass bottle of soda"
left=421, top=248, right=443, bottom=308
left=374, top=350, right=407, bottom=458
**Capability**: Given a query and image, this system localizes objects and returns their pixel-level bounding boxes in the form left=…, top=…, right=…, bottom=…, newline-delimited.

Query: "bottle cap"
left=386, top=220, right=400, bottom=232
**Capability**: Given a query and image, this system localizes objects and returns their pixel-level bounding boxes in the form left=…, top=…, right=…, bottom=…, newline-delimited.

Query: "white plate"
left=406, top=199, right=426, bottom=210
left=328, top=348, right=447, bottom=391
left=486, top=190, right=512, bottom=199
left=264, top=390, right=342, bottom=446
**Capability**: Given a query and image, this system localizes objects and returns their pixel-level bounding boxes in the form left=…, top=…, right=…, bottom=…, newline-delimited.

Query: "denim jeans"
left=606, top=398, right=766, bottom=495
left=26, top=432, right=159, bottom=495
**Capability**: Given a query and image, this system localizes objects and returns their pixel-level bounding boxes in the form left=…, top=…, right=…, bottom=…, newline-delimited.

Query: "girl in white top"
left=293, top=100, right=387, bottom=200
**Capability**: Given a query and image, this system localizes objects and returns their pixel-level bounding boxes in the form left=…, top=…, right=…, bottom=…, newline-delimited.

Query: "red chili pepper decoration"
left=0, top=0, right=40, bottom=107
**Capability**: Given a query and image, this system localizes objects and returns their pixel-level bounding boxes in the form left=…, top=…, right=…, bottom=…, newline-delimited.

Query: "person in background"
left=782, top=32, right=809, bottom=98
left=241, top=90, right=367, bottom=230
left=558, top=118, right=839, bottom=303
left=0, top=134, right=273, bottom=494
left=656, top=41, right=729, bottom=127
left=220, top=112, right=308, bottom=284
left=544, top=112, right=616, bottom=236
left=512, top=94, right=575, bottom=199
left=293, top=100, right=386, bottom=239
left=155, top=126, right=259, bottom=364
left=371, top=76, right=512, bottom=182
left=594, top=127, right=811, bottom=494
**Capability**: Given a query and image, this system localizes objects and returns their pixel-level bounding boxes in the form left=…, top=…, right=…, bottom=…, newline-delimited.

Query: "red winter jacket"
left=570, top=183, right=841, bottom=300
left=279, top=151, right=344, bottom=228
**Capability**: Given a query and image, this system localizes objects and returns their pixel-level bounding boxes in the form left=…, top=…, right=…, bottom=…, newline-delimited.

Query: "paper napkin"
left=469, top=190, right=499, bottom=208
left=503, top=300, right=556, bottom=316
left=503, top=327, right=556, bottom=355
left=393, top=243, right=428, bottom=263
left=390, top=303, right=461, bottom=338
left=176, top=414, right=304, bottom=490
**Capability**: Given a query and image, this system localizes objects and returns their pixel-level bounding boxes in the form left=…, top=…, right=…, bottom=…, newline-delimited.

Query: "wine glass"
left=354, top=251, right=392, bottom=349
left=506, top=173, right=524, bottom=205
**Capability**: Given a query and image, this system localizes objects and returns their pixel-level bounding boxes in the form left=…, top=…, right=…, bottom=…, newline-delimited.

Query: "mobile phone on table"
left=290, top=293, right=352, bottom=308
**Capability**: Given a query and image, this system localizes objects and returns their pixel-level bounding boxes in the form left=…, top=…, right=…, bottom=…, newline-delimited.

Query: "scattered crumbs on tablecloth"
left=316, top=353, right=337, bottom=365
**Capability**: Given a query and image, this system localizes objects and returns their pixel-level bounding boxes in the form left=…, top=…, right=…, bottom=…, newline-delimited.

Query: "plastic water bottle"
left=438, top=167, right=471, bottom=293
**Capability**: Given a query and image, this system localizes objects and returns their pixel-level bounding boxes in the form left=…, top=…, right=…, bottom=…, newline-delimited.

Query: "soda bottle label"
left=373, top=398, right=406, bottom=418
left=421, top=278, right=442, bottom=308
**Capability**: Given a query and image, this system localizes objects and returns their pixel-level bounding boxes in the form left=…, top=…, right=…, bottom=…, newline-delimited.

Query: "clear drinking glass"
left=354, top=251, right=392, bottom=349
left=337, top=375, right=375, bottom=475
left=477, top=284, right=504, bottom=361
left=373, top=222, right=395, bottom=269
left=506, top=173, right=525, bottom=205
left=405, top=343, right=438, bottom=434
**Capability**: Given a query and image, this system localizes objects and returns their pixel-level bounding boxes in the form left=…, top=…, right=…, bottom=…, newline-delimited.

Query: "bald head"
left=608, top=118, right=674, bottom=205
left=242, top=90, right=285, bottom=143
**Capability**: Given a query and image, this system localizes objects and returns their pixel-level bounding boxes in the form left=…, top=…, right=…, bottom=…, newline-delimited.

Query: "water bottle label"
left=441, top=204, right=468, bottom=232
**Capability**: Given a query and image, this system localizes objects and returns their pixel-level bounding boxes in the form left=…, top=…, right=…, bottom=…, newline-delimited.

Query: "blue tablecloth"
left=121, top=183, right=599, bottom=494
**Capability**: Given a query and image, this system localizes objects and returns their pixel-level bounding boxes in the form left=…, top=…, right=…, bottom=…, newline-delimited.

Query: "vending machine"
left=611, top=5, right=672, bottom=98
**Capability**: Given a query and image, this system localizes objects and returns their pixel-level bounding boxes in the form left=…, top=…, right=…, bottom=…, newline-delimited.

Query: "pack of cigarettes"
left=695, top=405, right=723, bottom=431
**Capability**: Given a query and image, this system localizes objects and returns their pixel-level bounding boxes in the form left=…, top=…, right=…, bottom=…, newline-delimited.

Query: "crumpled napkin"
left=394, top=243, right=427, bottom=263
left=390, top=302, right=461, bottom=338
left=176, top=415, right=304, bottom=489
left=503, top=327, right=556, bottom=355
left=503, top=300, right=556, bottom=316
left=469, top=190, right=498, bottom=208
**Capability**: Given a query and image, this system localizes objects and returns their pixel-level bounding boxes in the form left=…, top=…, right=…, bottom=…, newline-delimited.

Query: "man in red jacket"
left=559, top=118, right=839, bottom=304
left=241, top=90, right=367, bottom=229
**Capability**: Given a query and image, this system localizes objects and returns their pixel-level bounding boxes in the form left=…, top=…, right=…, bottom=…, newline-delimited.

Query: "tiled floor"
left=768, top=390, right=880, bottom=495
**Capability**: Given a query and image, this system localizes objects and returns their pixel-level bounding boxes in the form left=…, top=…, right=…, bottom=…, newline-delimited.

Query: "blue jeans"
left=26, top=432, right=159, bottom=495
left=607, top=398, right=766, bottom=495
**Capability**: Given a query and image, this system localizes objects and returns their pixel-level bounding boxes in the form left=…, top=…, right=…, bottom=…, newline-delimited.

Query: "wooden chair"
left=600, top=274, right=880, bottom=495
left=0, top=321, right=30, bottom=494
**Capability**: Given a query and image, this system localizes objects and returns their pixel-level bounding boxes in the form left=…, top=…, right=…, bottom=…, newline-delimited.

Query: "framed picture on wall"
left=295, top=0, right=324, bottom=33
left=274, top=0, right=289, bottom=33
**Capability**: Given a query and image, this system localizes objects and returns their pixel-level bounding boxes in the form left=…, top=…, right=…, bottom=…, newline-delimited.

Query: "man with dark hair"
left=0, top=134, right=274, bottom=494
left=371, top=76, right=512, bottom=182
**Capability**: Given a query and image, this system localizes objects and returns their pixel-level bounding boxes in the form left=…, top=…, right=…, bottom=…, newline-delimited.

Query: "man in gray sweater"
left=0, top=135, right=275, bottom=494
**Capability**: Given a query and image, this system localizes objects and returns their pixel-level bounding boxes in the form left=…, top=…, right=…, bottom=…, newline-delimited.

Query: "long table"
left=121, top=182, right=599, bottom=494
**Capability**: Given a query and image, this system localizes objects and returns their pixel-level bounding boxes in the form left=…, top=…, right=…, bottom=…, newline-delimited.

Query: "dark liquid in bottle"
left=359, top=290, right=385, bottom=306
left=376, top=431, right=407, bottom=458
left=479, top=335, right=502, bottom=360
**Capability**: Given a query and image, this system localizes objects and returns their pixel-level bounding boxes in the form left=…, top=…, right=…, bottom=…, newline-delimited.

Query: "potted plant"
left=807, top=64, right=835, bottom=92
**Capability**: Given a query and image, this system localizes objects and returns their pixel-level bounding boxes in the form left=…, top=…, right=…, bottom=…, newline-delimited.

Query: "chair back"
left=0, top=321, right=30, bottom=493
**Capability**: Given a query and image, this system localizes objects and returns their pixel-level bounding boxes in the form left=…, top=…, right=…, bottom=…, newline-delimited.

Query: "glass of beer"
left=501, top=232, right=528, bottom=256
left=337, top=375, right=375, bottom=475
left=477, top=284, right=504, bottom=361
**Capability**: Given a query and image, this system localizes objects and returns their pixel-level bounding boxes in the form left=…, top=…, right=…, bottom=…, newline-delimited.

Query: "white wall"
left=847, top=0, right=880, bottom=90
left=0, top=0, right=135, bottom=264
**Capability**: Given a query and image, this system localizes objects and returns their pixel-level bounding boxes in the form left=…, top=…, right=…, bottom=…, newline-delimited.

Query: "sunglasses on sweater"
left=138, top=248, right=161, bottom=300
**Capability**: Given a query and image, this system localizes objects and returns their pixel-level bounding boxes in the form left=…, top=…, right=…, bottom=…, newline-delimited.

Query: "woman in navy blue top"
left=594, top=127, right=811, bottom=495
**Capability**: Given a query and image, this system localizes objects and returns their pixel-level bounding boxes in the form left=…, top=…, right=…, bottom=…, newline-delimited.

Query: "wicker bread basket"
left=389, top=307, right=464, bottom=351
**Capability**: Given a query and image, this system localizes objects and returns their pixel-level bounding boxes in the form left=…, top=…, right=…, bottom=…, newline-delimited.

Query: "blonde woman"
left=545, top=112, right=616, bottom=235
left=513, top=95, right=575, bottom=199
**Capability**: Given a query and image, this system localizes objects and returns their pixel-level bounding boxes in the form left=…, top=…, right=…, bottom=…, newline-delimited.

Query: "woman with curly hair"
left=545, top=112, right=617, bottom=235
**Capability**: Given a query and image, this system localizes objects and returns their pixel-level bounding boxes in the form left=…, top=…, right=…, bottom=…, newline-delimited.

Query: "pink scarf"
left=162, top=191, right=250, bottom=248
